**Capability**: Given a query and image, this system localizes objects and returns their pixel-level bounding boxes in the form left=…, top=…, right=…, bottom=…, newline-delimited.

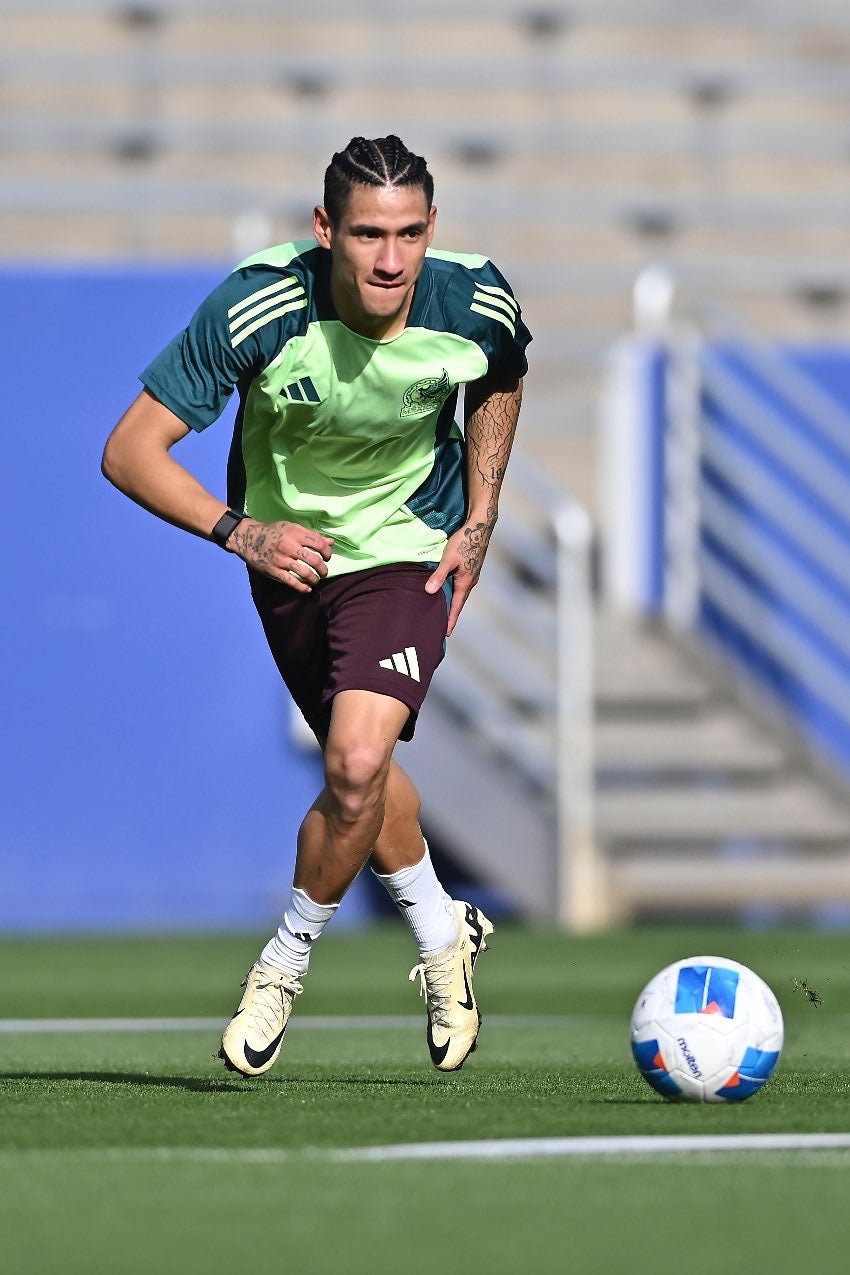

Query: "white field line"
left=0, top=1014, right=578, bottom=1035
left=329, top=1133, right=850, bottom=1163
left=1, top=1134, right=850, bottom=1165
left=0, top=1016, right=407, bottom=1034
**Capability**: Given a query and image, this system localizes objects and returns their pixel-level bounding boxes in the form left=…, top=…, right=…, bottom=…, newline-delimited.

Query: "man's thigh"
left=325, top=689, right=411, bottom=760
left=249, top=569, right=331, bottom=735
left=324, top=564, right=449, bottom=742
left=250, top=563, right=448, bottom=741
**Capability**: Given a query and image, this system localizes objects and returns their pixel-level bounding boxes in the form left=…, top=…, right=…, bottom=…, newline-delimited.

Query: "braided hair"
left=322, top=135, right=434, bottom=225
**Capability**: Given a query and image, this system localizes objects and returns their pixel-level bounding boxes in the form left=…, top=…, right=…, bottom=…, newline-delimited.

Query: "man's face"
left=313, top=184, right=436, bottom=339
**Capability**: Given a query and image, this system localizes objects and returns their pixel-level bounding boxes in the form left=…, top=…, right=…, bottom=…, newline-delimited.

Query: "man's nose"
left=374, top=240, right=403, bottom=276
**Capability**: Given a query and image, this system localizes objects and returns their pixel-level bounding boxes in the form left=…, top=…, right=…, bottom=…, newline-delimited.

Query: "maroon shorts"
left=249, top=563, right=450, bottom=742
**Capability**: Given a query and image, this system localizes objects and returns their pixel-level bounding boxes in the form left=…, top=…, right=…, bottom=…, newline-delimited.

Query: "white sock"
left=260, top=886, right=338, bottom=979
left=372, top=843, right=458, bottom=954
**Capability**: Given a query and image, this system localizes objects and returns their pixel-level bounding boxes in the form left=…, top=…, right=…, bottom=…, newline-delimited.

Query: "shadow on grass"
left=0, top=1071, right=444, bottom=1093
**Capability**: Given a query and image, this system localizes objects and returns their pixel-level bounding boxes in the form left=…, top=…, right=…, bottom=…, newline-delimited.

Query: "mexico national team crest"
left=400, top=368, right=451, bottom=418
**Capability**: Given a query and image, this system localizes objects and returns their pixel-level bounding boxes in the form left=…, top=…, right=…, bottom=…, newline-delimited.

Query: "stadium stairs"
left=593, top=616, right=850, bottom=924
left=407, top=517, right=850, bottom=927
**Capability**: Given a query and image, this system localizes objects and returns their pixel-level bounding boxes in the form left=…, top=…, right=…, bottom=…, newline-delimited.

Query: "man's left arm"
left=425, top=373, right=524, bottom=636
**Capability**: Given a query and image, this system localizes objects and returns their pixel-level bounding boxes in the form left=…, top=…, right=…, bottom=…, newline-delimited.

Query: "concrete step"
left=617, top=852, right=850, bottom=912
left=598, top=779, right=850, bottom=846
left=595, top=617, right=714, bottom=717
left=595, top=708, right=786, bottom=779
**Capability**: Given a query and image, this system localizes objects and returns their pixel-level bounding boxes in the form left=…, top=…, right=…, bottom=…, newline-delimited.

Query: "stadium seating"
left=5, top=0, right=850, bottom=506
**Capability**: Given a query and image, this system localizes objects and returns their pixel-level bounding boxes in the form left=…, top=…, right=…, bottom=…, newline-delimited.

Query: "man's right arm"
left=102, top=389, right=333, bottom=591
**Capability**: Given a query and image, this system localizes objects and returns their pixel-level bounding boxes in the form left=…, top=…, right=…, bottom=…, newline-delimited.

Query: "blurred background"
left=4, top=0, right=850, bottom=934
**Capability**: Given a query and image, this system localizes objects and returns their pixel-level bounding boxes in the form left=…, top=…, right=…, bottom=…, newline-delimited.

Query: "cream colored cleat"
left=409, top=900, right=493, bottom=1071
left=219, top=959, right=303, bottom=1076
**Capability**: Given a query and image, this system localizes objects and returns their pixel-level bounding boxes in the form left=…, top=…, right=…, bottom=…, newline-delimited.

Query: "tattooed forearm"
left=455, top=380, right=523, bottom=582
left=466, top=432, right=506, bottom=486
left=465, top=380, right=522, bottom=485
left=459, top=520, right=491, bottom=578
left=464, top=378, right=523, bottom=534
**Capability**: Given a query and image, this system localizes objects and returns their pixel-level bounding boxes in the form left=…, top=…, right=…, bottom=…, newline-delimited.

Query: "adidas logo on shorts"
left=378, top=647, right=420, bottom=681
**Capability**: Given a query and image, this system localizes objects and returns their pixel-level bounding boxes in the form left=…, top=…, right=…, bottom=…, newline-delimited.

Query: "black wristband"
left=210, top=509, right=245, bottom=549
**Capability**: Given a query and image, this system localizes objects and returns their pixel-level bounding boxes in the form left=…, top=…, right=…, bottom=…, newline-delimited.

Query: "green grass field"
left=1, top=922, right=848, bottom=1274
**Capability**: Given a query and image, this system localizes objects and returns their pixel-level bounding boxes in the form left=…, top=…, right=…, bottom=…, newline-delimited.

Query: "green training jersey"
left=141, top=240, right=532, bottom=576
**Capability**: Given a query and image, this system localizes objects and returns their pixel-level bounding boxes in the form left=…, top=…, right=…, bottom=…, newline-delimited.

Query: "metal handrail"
left=701, top=303, right=850, bottom=464
left=665, top=315, right=850, bottom=771
left=434, top=449, right=601, bottom=927
left=699, top=353, right=850, bottom=519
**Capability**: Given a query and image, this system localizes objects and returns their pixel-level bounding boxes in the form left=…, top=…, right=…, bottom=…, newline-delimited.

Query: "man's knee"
left=324, top=740, right=392, bottom=823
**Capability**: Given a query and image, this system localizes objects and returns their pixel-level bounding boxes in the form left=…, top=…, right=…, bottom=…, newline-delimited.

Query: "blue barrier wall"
left=633, top=333, right=850, bottom=782
left=697, top=343, right=850, bottom=779
left=1, top=267, right=375, bottom=931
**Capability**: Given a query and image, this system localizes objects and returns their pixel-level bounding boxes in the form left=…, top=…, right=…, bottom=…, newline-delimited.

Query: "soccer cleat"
left=408, top=899, right=493, bottom=1071
left=218, top=959, right=303, bottom=1077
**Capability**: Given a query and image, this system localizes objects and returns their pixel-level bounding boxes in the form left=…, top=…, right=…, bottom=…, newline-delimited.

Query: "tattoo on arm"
left=459, top=520, right=490, bottom=577
left=462, top=379, right=523, bottom=576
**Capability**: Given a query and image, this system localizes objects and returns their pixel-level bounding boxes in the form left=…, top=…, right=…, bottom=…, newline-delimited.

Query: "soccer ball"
left=630, top=955, right=784, bottom=1103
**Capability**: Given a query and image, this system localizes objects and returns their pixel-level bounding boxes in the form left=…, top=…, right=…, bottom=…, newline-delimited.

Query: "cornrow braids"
left=323, top=135, right=434, bottom=226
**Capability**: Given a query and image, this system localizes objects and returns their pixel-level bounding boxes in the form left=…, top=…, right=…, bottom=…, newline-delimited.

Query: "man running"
left=102, top=135, right=531, bottom=1075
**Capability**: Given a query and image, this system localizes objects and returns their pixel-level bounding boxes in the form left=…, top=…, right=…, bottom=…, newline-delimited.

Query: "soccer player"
left=102, top=135, right=531, bottom=1076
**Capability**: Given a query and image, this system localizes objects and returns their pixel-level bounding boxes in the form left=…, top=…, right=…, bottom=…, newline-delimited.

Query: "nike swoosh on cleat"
left=426, top=1019, right=451, bottom=1066
left=465, top=904, right=485, bottom=966
left=242, top=1026, right=286, bottom=1070
left=458, top=965, right=474, bottom=1011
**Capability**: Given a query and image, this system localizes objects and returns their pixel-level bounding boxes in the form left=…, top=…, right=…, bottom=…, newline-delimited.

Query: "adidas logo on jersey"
left=227, top=275, right=307, bottom=348
left=379, top=647, right=420, bottom=682
left=279, top=376, right=321, bottom=404
left=470, top=284, right=518, bottom=336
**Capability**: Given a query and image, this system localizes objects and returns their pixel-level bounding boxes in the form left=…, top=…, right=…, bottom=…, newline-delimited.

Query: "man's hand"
left=102, top=392, right=334, bottom=593
left=425, top=518, right=493, bottom=636
left=229, top=518, right=334, bottom=592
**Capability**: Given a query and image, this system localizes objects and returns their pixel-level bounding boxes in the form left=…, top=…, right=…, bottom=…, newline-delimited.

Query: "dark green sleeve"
left=139, top=267, right=301, bottom=431
left=446, top=258, right=532, bottom=381
left=478, top=259, right=532, bottom=380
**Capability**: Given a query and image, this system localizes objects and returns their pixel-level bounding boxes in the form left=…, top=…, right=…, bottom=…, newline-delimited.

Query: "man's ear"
left=426, top=204, right=437, bottom=246
left=313, top=205, right=333, bottom=248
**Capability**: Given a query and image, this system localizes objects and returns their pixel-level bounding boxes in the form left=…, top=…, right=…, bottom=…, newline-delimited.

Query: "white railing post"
left=664, top=328, right=703, bottom=632
left=554, top=502, right=614, bottom=930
